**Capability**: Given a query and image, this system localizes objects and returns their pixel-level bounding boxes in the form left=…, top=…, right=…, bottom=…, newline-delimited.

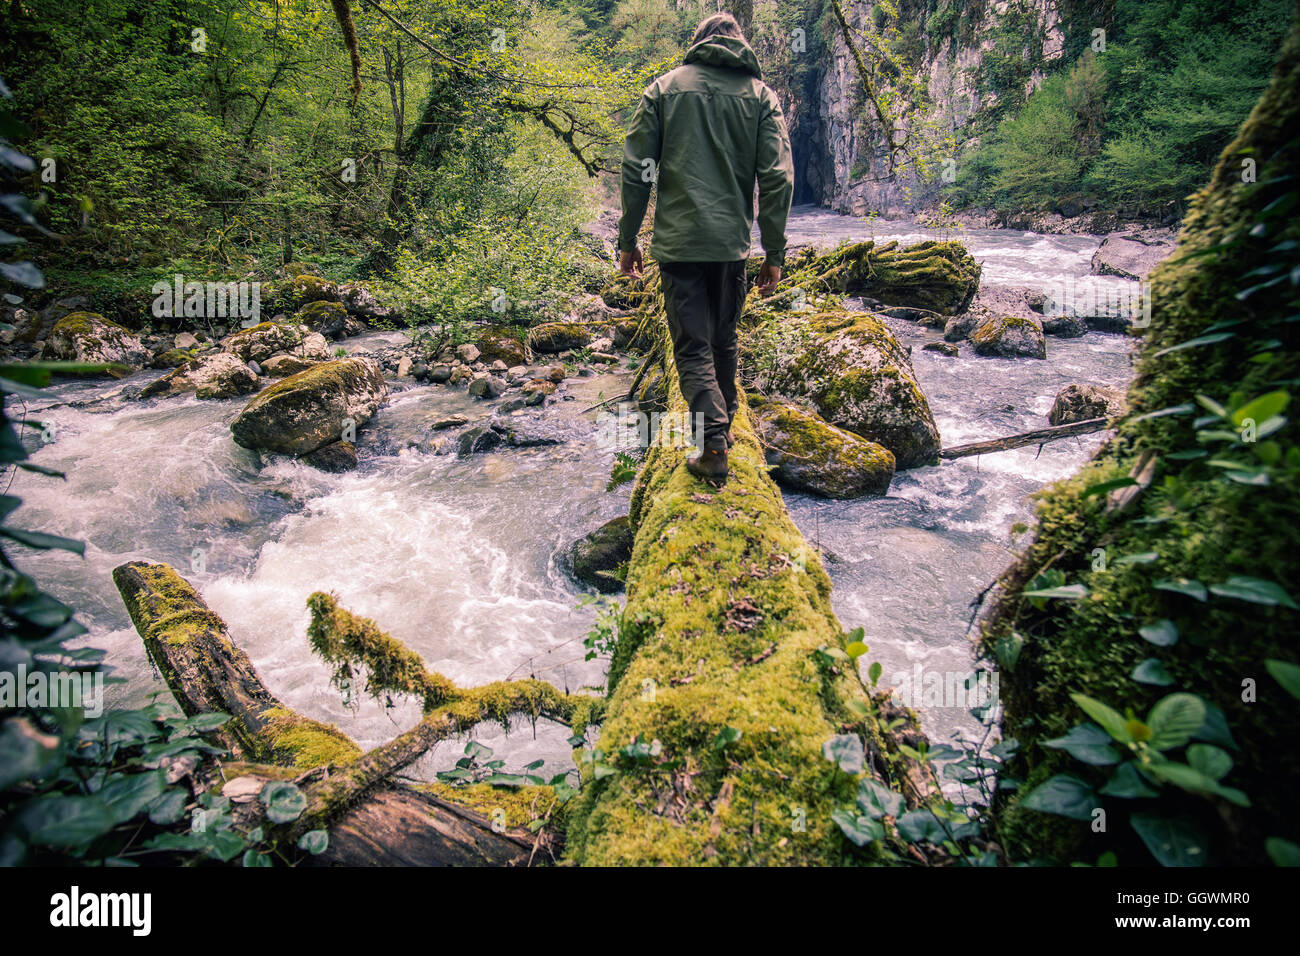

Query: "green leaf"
left=845, top=640, right=868, bottom=660
left=1230, top=390, right=1290, bottom=428
left=1138, top=619, right=1179, bottom=647
left=1131, top=813, right=1209, bottom=866
left=1147, top=693, right=1207, bottom=751
left=21, top=795, right=116, bottom=847
left=1266, top=837, right=1300, bottom=867
left=712, top=726, right=742, bottom=750
left=994, top=631, right=1024, bottom=672
left=0, top=717, right=62, bottom=789
left=259, top=781, right=307, bottom=824
left=1099, top=762, right=1158, bottom=799
left=1208, top=575, right=1298, bottom=609
left=1153, top=578, right=1207, bottom=602
left=1020, top=584, right=1088, bottom=600
left=242, top=849, right=273, bottom=867
left=832, top=808, right=884, bottom=847
left=855, top=778, right=905, bottom=820
left=98, top=769, right=167, bottom=824
left=1265, top=659, right=1300, bottom=700
left=1081, top=477, right=1137, bottom=498
left=867, top=661, right=882, bottom=685
left=1186, top=744, right=1232, bottom=782
left=298, top=829, right=330, bottom=855
left=1071, top=693, right=1132, bottom=744
left=147, top=788, right=189, bottom=826
left=0, top=526, right=85, bottom=554
left=1042, top=724, right=1120, bottom=765
left=1021, top=774, right=1097, bottom=820
left=896, top=809, right=950, bottom=843
left=1152, top=332, right=1235, bottom=359
left=1131, top=658, right=1174, bottom=686
left=822, top=734, right=865, bottom=774
left=1112, top=551, right=1158, bottom=565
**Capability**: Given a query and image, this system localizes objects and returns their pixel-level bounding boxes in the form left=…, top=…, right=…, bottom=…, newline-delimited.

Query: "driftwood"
left=940, top=417, right=1109, bottom=460
left=113, top=561, right=553, bottom=866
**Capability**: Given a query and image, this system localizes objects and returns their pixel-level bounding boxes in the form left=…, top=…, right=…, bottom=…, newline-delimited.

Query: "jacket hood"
left=683, top=34, right=762, bottom=79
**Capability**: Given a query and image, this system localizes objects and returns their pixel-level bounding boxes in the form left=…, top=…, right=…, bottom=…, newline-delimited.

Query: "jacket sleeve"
left=755, top=88, right=794, bottom=267
left=617, top=86, right=661, bottom=254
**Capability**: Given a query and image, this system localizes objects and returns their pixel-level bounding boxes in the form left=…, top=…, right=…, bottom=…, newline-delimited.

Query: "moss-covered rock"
left=231, top=357, right=387, bottom=455
left=750, top=395, right=896, bottom=498
left=784, top=239, right=981, bottom=314
left=140, top=351, right=259, bottom=400
left=476, top=327, right=528, bottom=367
left=564, top=515, right=633, bottom=593
left=755, top=310, right=941, bottom=469
left=260, top=353, right=325, bottom=378
left=150, top=347, right=197, bottom=369
left=528, top=322, right=595, bottom=354
left=969, top=315, right=1047, bottom=359
left=1047, top=384, right=1128, bottom=425
left=296, top=300, right=350, bottom=336
left=223, top=322, right=329, bottom=364
left=40, top=311, right=150, bottom=375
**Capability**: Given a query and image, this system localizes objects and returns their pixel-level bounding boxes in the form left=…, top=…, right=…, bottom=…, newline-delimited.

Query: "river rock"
left=756, top=311, right=940, bottom=469
left=456, top=424, right=503, bottom=456
left=1048, top=384, right=1129, bottom=425
left=476, top=328, right=527, bottom=367
left=299, top=440, right=358, bottom=472
left=455, top=343, right=481, bottom=364
left=230, top=357, right=387, bottom=455
left=40, top=312, right=150, bottom=375
left=943, top=312, right=979, bottom=343
left=337, top=283, right=400, bottom=323
left=449, top=366, right=472, bottom=386
left=141, top=351, right=260, bottom=400
left=969, top=315, right=1047, bottom=359
left=521, top=379, right=557, bottom=404
left=174, top=332, right=200, bottom=349
left=1090, top=233, right=1175, bottom=280
left=296, top=300, right=351, bottom=338
left=428, top=364, right=452, bottom=383
left=469, top=375, right=507, bottom=399
left=922, top=342, right=959, bottom=357
left=260, top=353, right=323, bottom=378
left=1040, top=312, right=1089, bottom=337
left=150, top=348, right=196, bottom=369
left=223, top=322, right=329, bottom=364
left=564, top=515, right=633, bottom=593
left=751, top=396, right=895, bottom=498
left=506, top=365, right=528, bottom=383
left=528, top=322, right=595, bottom=353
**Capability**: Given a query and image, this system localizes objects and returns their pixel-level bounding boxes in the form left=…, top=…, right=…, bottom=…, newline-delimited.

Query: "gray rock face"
left=40, top=312, right=151, bottom=374
left=141, top=351, right=260, bottom=399
left=1048, top=384, right=1129, bottom=425
left=1090, top=233, right=1175, bottom=280
left=564, top=516, right=633, bottom=593
left=455, top=343, right=481, bottom=363
left=1041, top=313, right=1089, bottom=337
left=230, top=357, right=388, bottom=455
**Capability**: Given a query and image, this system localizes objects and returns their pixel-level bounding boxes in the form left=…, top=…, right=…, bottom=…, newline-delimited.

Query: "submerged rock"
left=141, top=351, right=260, bottom=400
left=969, top=315, right=1047, bottom=359
left=564, top=515, right=633, bottom=593
left=230, top=357, right=387, bottom=455
left=1048, top=383, right=1129, bottom=425
left=755, top=310, right=941, bottom=469
left=299, top=440, right=358, bottom=472
left=751, top=396, right=895, bottom=498
left=40, top=312, right=150, bottom=375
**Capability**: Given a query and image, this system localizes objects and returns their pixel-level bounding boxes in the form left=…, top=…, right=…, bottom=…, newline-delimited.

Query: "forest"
left=0, top=0, right=1297, bottom=889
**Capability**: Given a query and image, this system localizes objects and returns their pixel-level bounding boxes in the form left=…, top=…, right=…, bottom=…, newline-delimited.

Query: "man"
left=617, top=11, right=794, bottom=482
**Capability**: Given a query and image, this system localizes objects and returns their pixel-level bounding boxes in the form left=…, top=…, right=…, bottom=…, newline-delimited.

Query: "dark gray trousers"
left=659, top=259, right=746, bottom=452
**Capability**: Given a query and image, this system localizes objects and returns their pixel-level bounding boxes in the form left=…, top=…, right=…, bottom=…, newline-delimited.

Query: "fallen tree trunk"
left=940, top=417, right=1109, bottom=459
left=560, top=269, right=936, bottom=865
left=113, top=561, right=553, bottom=865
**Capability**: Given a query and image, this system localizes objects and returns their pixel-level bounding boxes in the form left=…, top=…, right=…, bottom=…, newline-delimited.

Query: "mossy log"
left=113, top=561, right=559, bottom=865
left=976, top=6, right=1300, bottom=865
left=560, top=287, right=934, bottom=865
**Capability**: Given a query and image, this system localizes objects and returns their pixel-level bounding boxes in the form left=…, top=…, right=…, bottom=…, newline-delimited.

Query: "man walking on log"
left=617, top=11, right=794, bottom=483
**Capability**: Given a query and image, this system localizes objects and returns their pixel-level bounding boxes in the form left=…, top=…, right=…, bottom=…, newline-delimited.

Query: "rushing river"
left=11, top=205, right=1138, bottom=778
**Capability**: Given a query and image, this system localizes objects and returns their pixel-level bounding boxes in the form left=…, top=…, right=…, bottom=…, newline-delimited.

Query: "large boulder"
left=755, top=311, right=941, bottom=469
left=260, top=353, right=325, bottom=378
left=476, top=328, right=527, bottom=367
left=141, top=352, right=260, bottom=400
left=1047, top=384, right=1129, bottom=425
left=969, top=315, right=1047, bottom=359
left=750, top=396, right=895, bottom=498
left=1090, top=232, right=1175, bottom=280
left=230, top=357, right=388, bottom=455
left=40, top=312, right=150, bottom=375
left=787, top=239, right=981, bottom=315
left=564, top=515, right=633, bottom=593
left=223, top=323, right=329, bottom=364
left=295, top=300, right=351, bottom=337
left=528, top=322, right=596, bottom=354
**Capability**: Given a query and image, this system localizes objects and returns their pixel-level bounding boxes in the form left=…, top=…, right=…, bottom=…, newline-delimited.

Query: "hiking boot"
left=686, top=447, right=729, bottom=482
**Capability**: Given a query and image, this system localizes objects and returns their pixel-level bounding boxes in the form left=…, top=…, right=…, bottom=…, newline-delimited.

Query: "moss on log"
left=977, top=6, right=1300, bottom=865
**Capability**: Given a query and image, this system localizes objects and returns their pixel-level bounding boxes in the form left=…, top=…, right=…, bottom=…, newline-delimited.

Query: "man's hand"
left=619, top=247, right=644, bottom=277
left=756, top=260, right=782, bottom=295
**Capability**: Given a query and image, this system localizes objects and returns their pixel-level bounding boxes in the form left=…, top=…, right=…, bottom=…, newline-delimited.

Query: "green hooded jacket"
left=617, top=33, right=795, bottom=266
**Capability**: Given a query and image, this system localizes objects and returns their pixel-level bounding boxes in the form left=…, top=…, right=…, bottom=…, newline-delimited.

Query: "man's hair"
left=691, top=11, right=746, bottom=45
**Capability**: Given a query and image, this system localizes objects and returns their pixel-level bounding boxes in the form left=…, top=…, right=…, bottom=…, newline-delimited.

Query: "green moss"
left=417, top=782, right=567, bottom=831
left=258, top=706, right=362, bottom=769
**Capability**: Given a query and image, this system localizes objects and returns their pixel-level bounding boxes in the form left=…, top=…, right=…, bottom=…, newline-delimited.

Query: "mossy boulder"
left=40, top=311, right=150, bottom=375
left=288, top=274, right=339, bottom=305
left=564, top=515, right=633, bottom=593
left=260, top=353, right=325, bottom=378
left=1047, top=384, right=1128, bottom=425
left=296, top=300, right=351, bottom=337
left=150, top=347, right=197, bottom=369
left=281, top=261, right=323, bottom=278
left=230, top=357, right=387, bottom=455
left=755, top=310, right=941, bottom=469
left=969, top=315, right=1047, bottom=359
left=528, top=322, right=595, bottom=354
left=141, top=351, right=260, bottom=400
left=751, top=396, right=895, bottom=498
left=786, top=239, right=981, bottom=314
left=476, top=327, right=528, bottom=367
left=224, top=322, right=329, bottom=364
